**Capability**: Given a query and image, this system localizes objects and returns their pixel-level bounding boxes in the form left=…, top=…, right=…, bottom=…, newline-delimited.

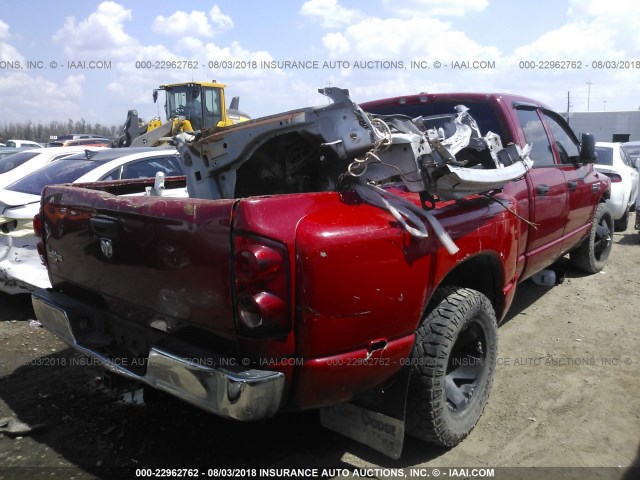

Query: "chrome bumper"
left=31, top=289, right=285, bottom=421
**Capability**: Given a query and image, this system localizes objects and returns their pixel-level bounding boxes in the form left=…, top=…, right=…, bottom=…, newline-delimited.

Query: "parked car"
left=46, top=137, right=111, bottom=147
left=5, top=140, right=43, bottom=148
left=0, top=147, right=186, bottom=294
left=595, top=142, right=639, bottom=230
left=623, top=141, right=640, bottom=238
left=0, top=146, right=106, bottom=189
left=50, top=134, right=107, bottom=142
left=0, top=147, right=23, bottom=159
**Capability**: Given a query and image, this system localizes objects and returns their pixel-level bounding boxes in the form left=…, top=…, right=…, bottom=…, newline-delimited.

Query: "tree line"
left=0, top=119, right=121, bottom=144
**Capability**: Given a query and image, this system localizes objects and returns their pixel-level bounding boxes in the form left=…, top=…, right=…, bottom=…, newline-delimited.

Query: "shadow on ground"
left=0, top=345, right=451, bottom=479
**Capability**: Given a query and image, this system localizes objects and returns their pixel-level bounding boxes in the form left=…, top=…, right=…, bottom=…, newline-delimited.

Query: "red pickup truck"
left=32, top=90, right=611, bottom=458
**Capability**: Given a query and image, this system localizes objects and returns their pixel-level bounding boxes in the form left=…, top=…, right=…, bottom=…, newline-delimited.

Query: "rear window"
left=6, top=158, right=99, bottom=195
left=595, top=146, right=613, bottom=166
left=623, top=146, right=640, bottom=158
left=0, top=151, right=40, bottom=174
left=363, top=101, right=507, bottom=143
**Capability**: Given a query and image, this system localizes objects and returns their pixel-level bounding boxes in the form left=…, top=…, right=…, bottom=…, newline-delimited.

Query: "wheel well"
left=431, top=254, right=504, bottom=318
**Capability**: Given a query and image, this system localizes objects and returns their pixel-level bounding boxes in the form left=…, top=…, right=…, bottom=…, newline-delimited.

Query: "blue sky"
left=1, top=0, right=639, bottom=126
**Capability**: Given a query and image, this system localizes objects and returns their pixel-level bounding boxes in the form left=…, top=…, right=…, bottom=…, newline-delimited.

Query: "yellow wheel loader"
left=113, top=81, right=249, bottom=147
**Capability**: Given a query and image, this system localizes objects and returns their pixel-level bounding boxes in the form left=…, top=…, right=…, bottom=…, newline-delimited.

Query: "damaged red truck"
left=32, top=90, right=611, bottom=458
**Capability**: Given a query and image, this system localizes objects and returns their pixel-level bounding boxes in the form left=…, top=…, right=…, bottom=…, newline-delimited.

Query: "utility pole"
left=603, top=100, right=607, bottom=111
left=586, top=81, right=594, bottom=111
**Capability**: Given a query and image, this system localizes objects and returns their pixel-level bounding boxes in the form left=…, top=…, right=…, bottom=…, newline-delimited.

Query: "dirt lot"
left=1, top=226, right=639, bottom=480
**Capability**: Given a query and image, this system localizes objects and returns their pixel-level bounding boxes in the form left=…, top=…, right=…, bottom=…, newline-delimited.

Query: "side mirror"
left=153, top=90, right=158, bottom=103
left=580, top=133, right=596, bottom=163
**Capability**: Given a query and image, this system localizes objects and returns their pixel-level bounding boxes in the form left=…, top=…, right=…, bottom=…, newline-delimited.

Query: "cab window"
left=542, top=112, right=580, bottom=164
left=121, top=156, right=182, bottom=179
left=203, top=87, right=222, bottom=128
left=516, top=109, right=555, bottom=167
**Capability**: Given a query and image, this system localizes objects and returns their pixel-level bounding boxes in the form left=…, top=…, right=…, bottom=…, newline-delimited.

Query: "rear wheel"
left=406, top=286, right=497, bottom=446
left=570, top=203, right=613, bottom=273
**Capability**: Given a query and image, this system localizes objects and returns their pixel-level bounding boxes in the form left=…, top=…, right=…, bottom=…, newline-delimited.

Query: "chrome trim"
left=31, top=289, right=285, bottom=421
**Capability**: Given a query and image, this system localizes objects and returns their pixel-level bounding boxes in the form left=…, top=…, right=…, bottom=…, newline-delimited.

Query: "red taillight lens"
left=33, top=212, right=47, bottom=266
left=235, top=244, right=283, bottom=281
left=33, top=213, right=42, bottom=238
left=233, top=235, right=290, bottom=335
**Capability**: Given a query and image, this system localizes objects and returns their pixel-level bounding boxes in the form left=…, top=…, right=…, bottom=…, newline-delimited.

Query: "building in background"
left=567, top=111, right=640, bottom=143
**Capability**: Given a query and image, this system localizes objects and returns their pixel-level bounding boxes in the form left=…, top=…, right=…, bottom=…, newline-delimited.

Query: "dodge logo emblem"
left=100, top=238, right=113, bottom=259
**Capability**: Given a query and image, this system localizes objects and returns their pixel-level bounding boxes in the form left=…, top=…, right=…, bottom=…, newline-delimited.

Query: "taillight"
left=602, top=172, right=622, bottom=183
left=33, top=212, right=47, bottom=266
left=33, top=213, right=42, bottom=238
left=233, top=235, right=290, bottom=335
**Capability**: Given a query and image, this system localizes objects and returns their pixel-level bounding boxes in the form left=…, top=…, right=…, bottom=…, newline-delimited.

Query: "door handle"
left=90, top=216, right=119, bottom=238
left=536, top=184, right=549, bottom=195
left=568, top=180, right=578, bottom=190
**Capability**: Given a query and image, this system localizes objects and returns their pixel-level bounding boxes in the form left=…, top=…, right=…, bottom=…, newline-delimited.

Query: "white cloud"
left=153, top=11, right=214, bottom=37
left=0, top=73, right=86, bottom=121
left=568, top=0, right=636, bottom=19
left=505, top=0, right=640, bottom=111
left=0, top=42, right=23, bottom=63
left=322, top=32, right=350, bottom=56
left=52, top=1, right=136, bottom=58
left=0, top=19, right=23, bottom=63
left=382, top=0, right=488, bottom=17
left=299, top=0, right=361, bottom=28
left=322, top=17, right=500, bottom=60
left=567, top=0, right=640, bottom=50
left=153, top=6, right=233, bottom=38
left=512, top=23, right=619, bottom=61
left=208, top=5, right=233, bottom=31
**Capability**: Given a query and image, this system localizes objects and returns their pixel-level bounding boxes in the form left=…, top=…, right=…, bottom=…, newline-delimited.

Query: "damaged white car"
left=0, top=147, right=186, bottom=294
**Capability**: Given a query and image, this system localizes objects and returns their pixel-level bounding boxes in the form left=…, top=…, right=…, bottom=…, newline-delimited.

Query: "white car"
left=0, top=146, right=106, bottom=189
left=5, top=139, right=43, bottom=148
left=0, top=147, right=186, bottom=294
left=623, top=141, right=640, bottom=236
left=595, top=142, right=639, bottom=231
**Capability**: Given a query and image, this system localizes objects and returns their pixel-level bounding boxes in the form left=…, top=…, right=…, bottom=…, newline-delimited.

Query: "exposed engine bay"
left=175, top=87, right=531, bottom=203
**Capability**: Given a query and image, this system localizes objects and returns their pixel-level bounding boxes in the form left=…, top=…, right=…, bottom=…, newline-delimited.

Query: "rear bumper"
left=604, top=194, right=626, bottom=220
left=31, top=289, right=285, bottom=421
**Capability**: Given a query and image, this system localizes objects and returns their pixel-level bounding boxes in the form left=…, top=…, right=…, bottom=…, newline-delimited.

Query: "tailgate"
left=41, top=185, right=238, bottom=336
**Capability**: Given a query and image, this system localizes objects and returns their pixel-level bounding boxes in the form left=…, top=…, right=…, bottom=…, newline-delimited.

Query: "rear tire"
left=406, top=286, right=498, bottom=447
left=570, top=203, right=613, bottom=273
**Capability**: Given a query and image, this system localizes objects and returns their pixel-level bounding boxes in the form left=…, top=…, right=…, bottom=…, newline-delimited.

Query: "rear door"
left=620, top=146, right=639, bottom=205
left=515, top=107, right=569, bottom=275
